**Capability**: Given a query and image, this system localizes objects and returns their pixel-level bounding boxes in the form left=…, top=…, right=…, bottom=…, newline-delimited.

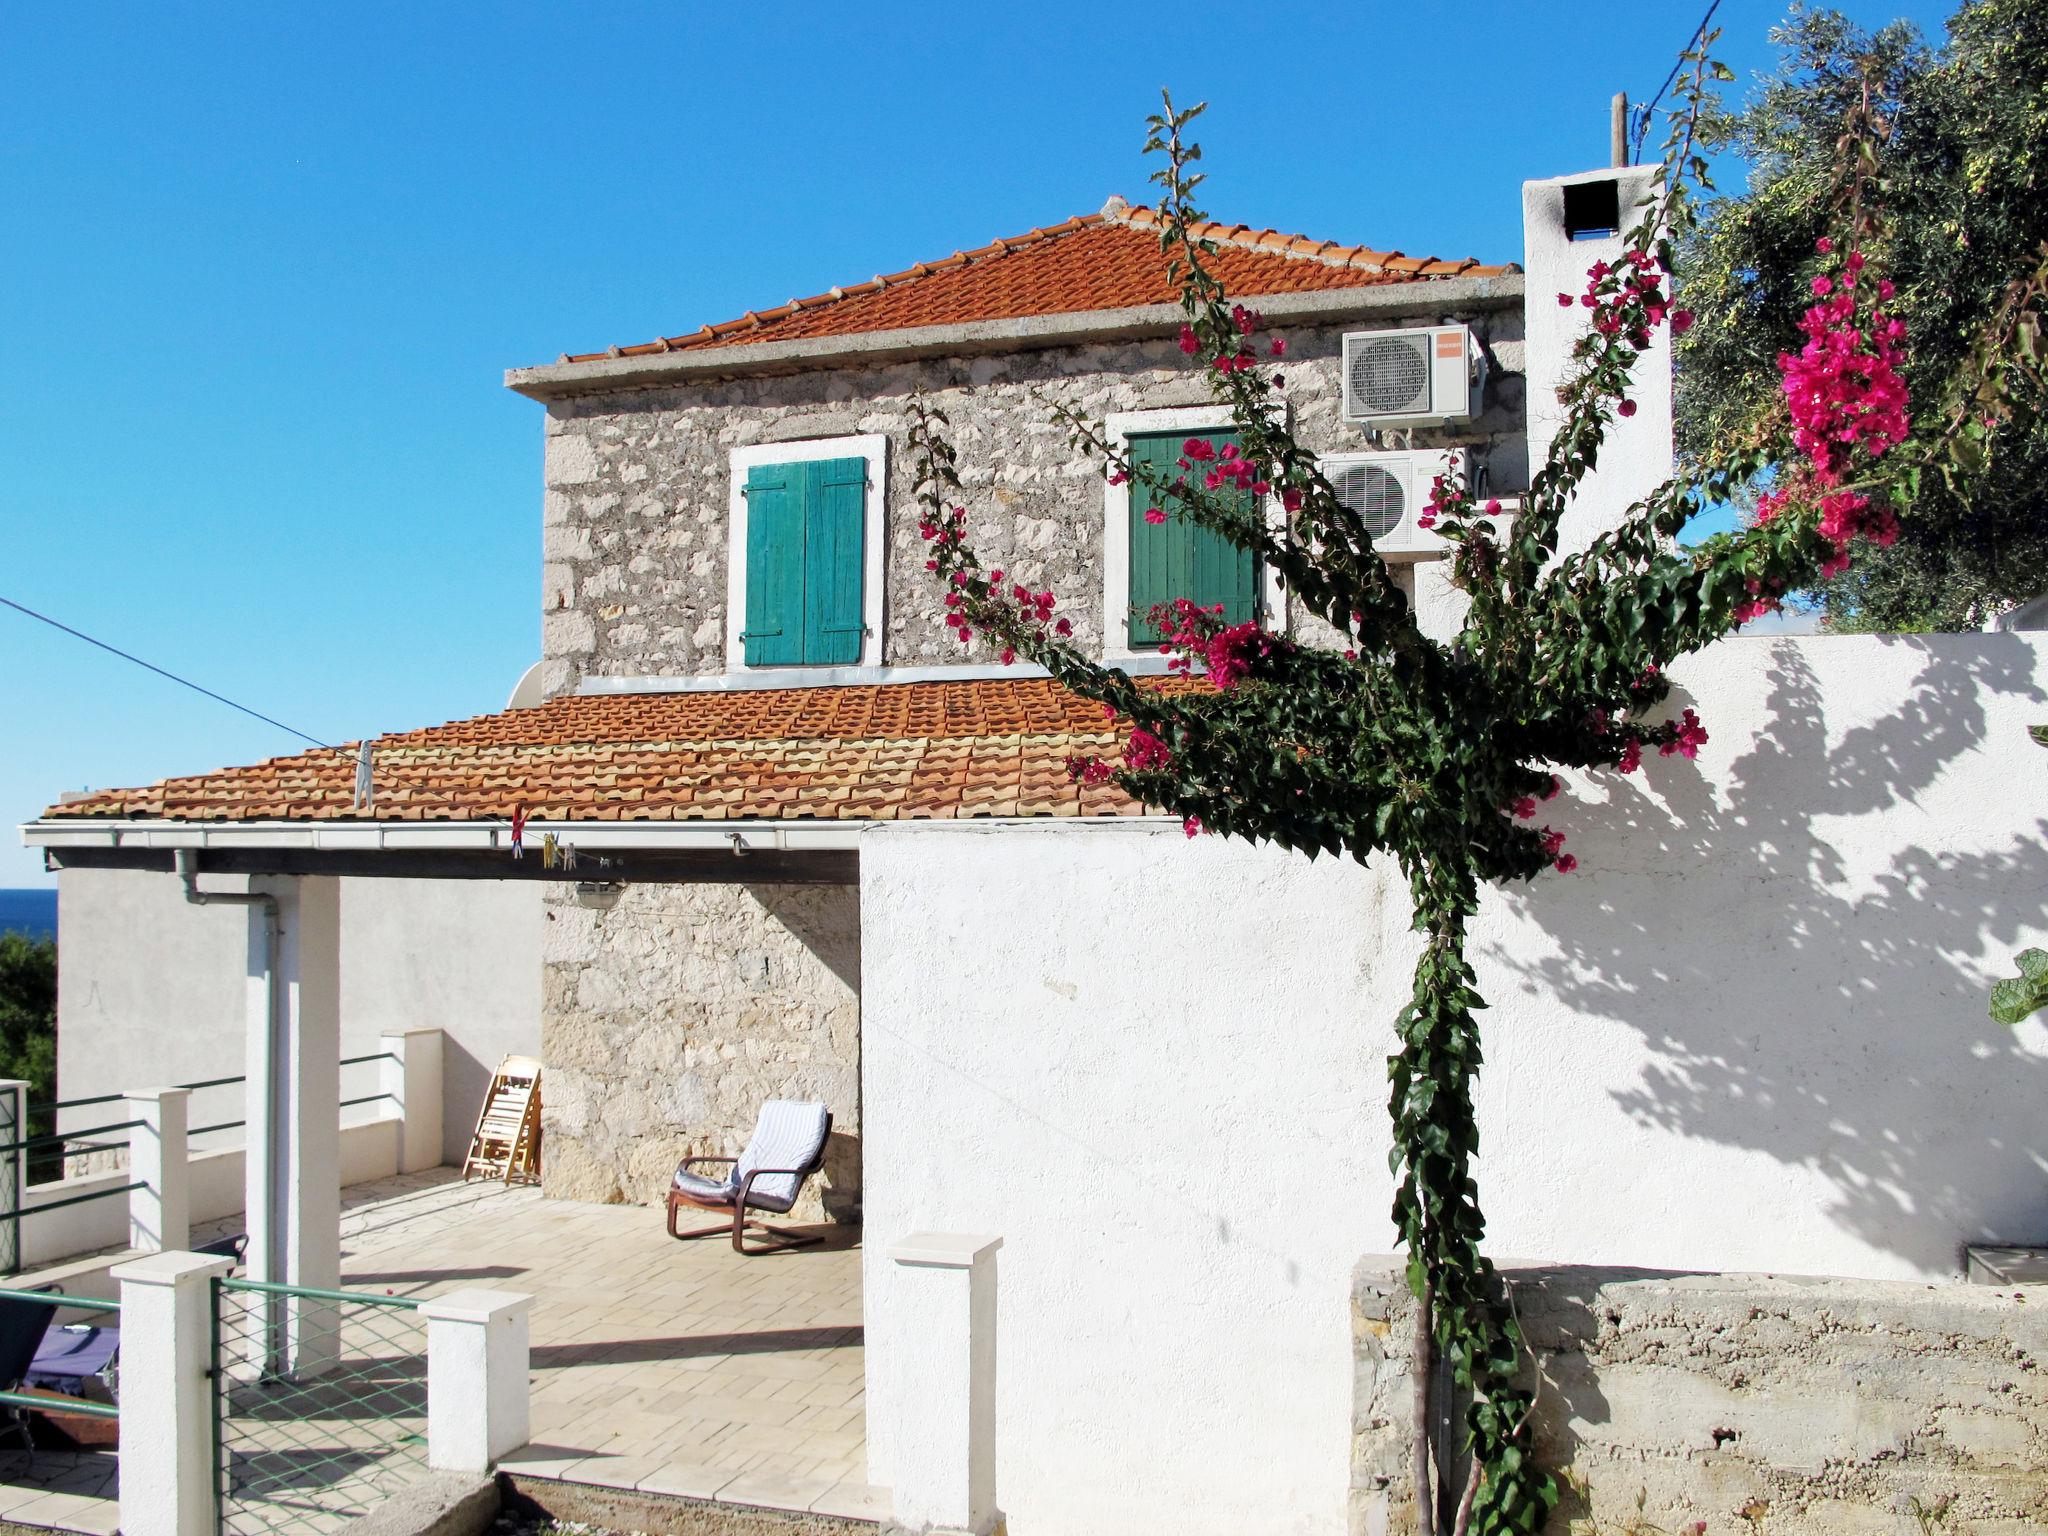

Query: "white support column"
left=883, top=1233, right=1003, bottom=1536
left=126, top=1088, right=191, bottom=1254
left=421, top=1288, right=533, bottom=1473
left=0, top=1079, right=27, bottom=1274
left=243, top=875, right=342, bottom=1376
left=381, top=1028, right=445, bottom=1175
left=115, top=1250, right=234, bottom=1536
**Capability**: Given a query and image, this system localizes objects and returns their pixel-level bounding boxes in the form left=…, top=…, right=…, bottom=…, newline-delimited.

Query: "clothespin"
left=352, top=742, right=374, bottom=811
left=510, top=807, right=526, bottom=860
left=541, top=832, right=559, bottom=870
left=561, top=840, right=578, bottom=872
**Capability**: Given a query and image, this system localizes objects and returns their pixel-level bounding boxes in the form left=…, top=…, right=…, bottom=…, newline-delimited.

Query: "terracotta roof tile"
left=46, top=678, right=1202, bottom=826
left=560, top=200, right=1515, bottom=363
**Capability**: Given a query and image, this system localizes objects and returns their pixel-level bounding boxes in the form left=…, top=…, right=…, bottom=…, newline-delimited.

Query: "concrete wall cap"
left=889, top=1232, right=1003, bottom=1268
left=418, top=1287, right=535, bottom=1324
left=110, top=1250, right=233, bottom=1286
left=123, top=1086, right=192, bottom=1103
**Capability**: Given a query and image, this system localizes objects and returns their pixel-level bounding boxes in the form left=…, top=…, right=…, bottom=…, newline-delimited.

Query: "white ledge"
left=888, top=1232, right=1004, bottom=1269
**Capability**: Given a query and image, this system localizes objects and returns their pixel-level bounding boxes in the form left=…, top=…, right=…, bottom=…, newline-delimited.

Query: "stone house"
left=25, top=167, right=2048, bottom=1536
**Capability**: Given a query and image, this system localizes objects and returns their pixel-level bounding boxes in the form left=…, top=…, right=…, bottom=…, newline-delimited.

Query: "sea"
left=0, top=888, right=57, bottom=943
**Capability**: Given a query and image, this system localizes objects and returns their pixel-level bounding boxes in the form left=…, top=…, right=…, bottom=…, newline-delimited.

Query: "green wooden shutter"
left=803, top=457, right=868, bottom=665
left=1127, top=429, right=1258, bottom=645
left=742, top=463, right=806, bottom=667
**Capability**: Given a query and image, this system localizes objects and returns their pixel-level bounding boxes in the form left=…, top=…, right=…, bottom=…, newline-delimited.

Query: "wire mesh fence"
left=211, top=1277, right=428, bottom=1536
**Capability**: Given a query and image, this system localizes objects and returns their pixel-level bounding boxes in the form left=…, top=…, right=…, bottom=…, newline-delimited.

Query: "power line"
left=1631, top=0, right=1724, bottom=163
left=0, top=594, right=331, bottom=750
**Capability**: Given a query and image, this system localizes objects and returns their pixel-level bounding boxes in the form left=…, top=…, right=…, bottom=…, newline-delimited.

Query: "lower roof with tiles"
left=44, top=679, right=1196, bottom=825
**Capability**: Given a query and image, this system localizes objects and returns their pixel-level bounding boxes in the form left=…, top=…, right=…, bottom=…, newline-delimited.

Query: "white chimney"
left=1522, top=166, right=1674, bottom=556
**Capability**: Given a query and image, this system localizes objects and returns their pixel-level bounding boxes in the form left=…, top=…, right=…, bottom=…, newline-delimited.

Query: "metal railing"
left=0, top=1052, right=404, bottom=1275
left=211, top=1277, right=428, bottom=1536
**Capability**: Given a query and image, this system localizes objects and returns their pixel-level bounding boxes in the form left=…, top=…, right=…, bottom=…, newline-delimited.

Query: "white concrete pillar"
left=114, top=1250, right=234, bottom=1536
left=0, top=1079, right=28, bottom=1274
left=243, top=875, right=342, bottom=1375
left=421, top=1287, right=533, bottom=1472
left=883, top=1233, right=1002, bottom=1536
left=126, top=1088, right=191, bottom=1254
left=382, top=1027, right=445, bottom=1175
left=1522, top=165, right=1673, bottom=556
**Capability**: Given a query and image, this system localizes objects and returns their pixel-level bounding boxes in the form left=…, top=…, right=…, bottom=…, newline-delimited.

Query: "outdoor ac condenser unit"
left=1323, top=448, right=1471, bottom=558
left=1340, top=323, right=1481, bottom=425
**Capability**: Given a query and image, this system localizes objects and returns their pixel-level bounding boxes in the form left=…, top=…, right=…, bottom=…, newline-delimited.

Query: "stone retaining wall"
left=538, top=881, right=860, bottom=1222
left=1353, top=1261, right=2047, bottom=1535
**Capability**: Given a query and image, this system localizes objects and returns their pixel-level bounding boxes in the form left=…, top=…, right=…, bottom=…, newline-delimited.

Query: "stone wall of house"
left=1352, top=1261, right=2048, bottom=1536
left=536, top=309, right=1525, bottom=696
left=538, top=880, right=861, bottom=1223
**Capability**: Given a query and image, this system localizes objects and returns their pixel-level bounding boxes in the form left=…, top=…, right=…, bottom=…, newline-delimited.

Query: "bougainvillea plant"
left=908, top=34, right=2045, bottom=1536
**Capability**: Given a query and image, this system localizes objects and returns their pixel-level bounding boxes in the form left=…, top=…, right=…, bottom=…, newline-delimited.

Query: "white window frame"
left=725, top=433, right=889, bottom=672
left=1100, top=407, right=1286, bottom=662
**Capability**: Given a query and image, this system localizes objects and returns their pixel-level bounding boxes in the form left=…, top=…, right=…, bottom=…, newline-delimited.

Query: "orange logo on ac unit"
left=1434, top=332, right=1464, bottom=358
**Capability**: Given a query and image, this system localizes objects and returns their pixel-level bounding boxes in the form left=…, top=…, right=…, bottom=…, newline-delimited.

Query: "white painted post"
left=126, top=1088, right=191, bottom=1254
left=421, top=1288, right=533, bottom=1472
left=244, top=876, right=343, bottom=1376
left=885, top=1233, right=1002, bottom=1536
left=0, top=1079, right=27, bottom=1274
left=114, top=1250, right=234, bottom=1536
left=381, top=1027, right=445, bottom=1175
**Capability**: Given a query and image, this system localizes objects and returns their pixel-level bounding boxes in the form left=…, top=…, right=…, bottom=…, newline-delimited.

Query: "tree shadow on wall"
left=1493, top=636, right=2048, bottom=1274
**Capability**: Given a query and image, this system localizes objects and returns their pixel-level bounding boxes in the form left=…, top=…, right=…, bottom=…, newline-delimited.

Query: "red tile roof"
left=46, top=679, right=1204, bottom=824
left=560, top=199, right=1516, bottom=362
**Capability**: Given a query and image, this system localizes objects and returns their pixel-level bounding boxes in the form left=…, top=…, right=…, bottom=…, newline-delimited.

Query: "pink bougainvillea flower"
left=1554, top=854, right=1579, bottom=874
left=1144, top=509, right=1167, bottom=525
left=1510, top=796, right=1537, bottom=820
left=1183, top=815, right=1204, bottom=839
left=1670, top=308, right=1695, bottom=336
left=1124, top=727, right=1172, bottom=772
left=1617, top=737, right=1643, bottom=774
left=1618, top=399, right=1638, bottom=418
left=1816, top=236, right=1833, bottom=253
left=1178, top=323, right=1199, bottom=355
left=1269, top=337, right=1287, bottom=357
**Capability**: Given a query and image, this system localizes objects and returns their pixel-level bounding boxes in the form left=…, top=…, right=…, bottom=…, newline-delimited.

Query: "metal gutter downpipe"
left=176, top=850, right=288, bottom=1370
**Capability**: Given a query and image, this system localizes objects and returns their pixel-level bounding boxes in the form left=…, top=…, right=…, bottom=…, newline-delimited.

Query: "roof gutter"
left=22, top=816, right=1170, bottom=855
left=504, top=272, right=1525, bottom=402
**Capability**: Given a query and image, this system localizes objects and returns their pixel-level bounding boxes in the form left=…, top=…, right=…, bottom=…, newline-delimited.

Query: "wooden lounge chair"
left=666, top=1100, right=832, bottom=1254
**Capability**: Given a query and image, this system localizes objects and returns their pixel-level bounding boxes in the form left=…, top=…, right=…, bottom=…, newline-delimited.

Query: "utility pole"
left=1612, top=92, right=1630, bottom=166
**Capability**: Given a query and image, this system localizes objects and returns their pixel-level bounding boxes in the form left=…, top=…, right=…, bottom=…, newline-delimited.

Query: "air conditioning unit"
left=1341, top=324, right=1481, bottom=425
left=1322, top=449, right=1469, bottom=559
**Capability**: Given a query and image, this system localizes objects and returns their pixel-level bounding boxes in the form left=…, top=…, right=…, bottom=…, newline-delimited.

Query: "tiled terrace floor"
left=0, top=1168, right=873, bottom=1533
left=327, top=1171, right=874, bottom=1515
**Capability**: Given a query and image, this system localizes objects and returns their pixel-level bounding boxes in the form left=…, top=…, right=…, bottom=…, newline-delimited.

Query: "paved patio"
left=326, top=1170, right=875, bottom=1516
left=0, top=1167, right=875, bottom=1533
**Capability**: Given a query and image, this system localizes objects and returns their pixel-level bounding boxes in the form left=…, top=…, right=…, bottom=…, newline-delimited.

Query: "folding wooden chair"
left=462, top=1055, right=542, bottom=1184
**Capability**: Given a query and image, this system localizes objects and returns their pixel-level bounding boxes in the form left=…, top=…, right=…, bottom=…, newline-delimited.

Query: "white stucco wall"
left=859, top=630, right=2048, bottom=1536
left=56, top=871, right=542, bottom=1167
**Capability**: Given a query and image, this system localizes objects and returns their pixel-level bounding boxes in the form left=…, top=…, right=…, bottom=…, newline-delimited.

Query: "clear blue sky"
left=2, top=0, right=1956, bottom=885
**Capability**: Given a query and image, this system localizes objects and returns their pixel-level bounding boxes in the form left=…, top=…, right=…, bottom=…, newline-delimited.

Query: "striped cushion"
left=736, top=1101, right=830, bottom=1213
left=671, top=1167, right=738, bottom=1202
